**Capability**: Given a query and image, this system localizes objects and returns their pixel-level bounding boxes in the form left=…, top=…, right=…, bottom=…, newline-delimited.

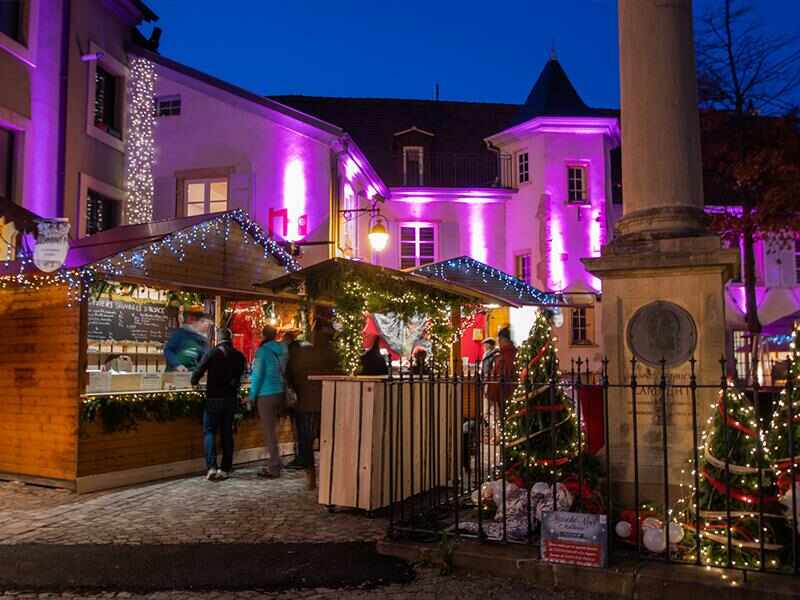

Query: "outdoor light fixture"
left=338, top=192, right=390, bottom=252
left=367, top=216, right=389, bottom=252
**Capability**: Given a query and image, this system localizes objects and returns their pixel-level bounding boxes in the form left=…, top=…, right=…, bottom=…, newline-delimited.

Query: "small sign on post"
left=541, top=511, right=608, bottom=568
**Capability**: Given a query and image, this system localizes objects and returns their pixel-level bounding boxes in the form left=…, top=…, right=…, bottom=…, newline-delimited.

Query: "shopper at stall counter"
left=164, top=313, right=212, bottom=372
left=248, top=324, right=288, bottom=478
left=191, top=328, right=246, bottom=482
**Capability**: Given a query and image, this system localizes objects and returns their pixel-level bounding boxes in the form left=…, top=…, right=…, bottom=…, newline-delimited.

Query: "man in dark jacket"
left=192, top=327, right=246, bottom=481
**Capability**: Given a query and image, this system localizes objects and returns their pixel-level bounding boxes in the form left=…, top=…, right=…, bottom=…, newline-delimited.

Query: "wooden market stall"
left=262, top=258, right=507, bottom=510
left=0, top=210, right=301, bottom=492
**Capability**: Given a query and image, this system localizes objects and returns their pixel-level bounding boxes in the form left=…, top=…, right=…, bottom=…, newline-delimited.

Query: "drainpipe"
left=484, top=139, right=503, bottom=187
left=55, top=0, right=71, bottom=220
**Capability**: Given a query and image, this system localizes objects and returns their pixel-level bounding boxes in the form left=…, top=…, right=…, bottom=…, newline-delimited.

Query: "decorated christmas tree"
left=767, top=321, right=800, bottom=553
left=677, top=384, right=786, bottom=568
left=501, top=309, right=582, bottom=488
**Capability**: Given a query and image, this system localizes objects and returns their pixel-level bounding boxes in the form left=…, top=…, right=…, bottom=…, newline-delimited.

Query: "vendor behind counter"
left=164, top=313, right=213, bottom=372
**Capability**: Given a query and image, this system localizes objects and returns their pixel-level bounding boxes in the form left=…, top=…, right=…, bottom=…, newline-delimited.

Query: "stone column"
left=616, top=0, right=706, bottom=238
left=583, top=0, right=739, bottom=503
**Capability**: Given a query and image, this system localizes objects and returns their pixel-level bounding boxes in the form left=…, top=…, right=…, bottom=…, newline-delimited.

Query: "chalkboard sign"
left=88, top=297, right=169, bottom=342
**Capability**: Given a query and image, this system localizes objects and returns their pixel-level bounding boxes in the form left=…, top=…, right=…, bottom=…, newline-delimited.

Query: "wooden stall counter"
left=77, top=388, right=293, bottom=493
left=315, top=375, right=462, bottom=512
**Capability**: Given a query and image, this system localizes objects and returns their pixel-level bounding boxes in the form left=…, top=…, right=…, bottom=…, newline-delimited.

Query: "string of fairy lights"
left=125, top=57, right=157, bottom=225
left=0, top=210, right=300, bottom=306
left=415, top=256, right=559, bottom=305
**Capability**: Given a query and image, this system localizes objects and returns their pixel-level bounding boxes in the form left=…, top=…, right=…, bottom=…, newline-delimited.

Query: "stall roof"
left=259, top=257, right=512, bottom=306
left=412, top=256, right=560, bottom=306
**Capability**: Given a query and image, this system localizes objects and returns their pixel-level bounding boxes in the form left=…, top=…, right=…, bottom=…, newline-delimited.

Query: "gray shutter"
left=438, top=221, right=459, bottom=260
left=153, top=176, right=177, bottom=221
left=229, top=173, right=252, bottom=213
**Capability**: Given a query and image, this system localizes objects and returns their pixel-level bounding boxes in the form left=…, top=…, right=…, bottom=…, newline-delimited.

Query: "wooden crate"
left=318, top=377, right=462, bottom=511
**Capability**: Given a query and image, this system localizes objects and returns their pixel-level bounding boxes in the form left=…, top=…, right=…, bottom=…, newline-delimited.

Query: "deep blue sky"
left=142, top=1, right=800, bottom=108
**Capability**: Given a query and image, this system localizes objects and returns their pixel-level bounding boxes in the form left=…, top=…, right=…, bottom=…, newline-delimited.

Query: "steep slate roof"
left=511, top=58, right=593, bottom=125
left=270, top=95, right=520, bottom=184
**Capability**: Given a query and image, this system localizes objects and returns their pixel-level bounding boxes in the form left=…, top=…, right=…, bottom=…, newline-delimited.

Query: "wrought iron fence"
left=387, top=152, right=514, bottom=188
left=320, top=356, right=799, bottom=575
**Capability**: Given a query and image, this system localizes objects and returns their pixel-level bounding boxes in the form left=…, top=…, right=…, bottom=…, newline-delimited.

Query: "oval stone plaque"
left=626, top=301, right=697, bottom=368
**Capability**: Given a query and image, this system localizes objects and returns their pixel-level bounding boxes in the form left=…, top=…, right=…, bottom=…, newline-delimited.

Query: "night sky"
left=141, top=1, right=800, bottom=109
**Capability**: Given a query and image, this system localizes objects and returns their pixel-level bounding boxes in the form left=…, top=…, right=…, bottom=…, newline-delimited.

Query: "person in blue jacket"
left=164, top=313, right=212, bottom=372
left=248, top=324, right=288, bottom=478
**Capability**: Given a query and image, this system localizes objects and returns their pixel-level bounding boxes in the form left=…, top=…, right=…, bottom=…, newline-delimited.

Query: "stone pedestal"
left=584, top=237, right=738, bottom=502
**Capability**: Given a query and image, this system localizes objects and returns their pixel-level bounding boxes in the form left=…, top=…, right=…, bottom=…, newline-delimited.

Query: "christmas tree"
left=768, top=321, right=800, bottom=498
left=766, top=320, right=800, bottom=563
left=678, top=383, right=786, bottom=569
left=501, top=309, right=582, bottom=488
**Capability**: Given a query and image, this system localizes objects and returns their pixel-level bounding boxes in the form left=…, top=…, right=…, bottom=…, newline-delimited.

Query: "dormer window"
left=403, top=146, right=424, bottom=186
left=567, top=164, right=588, bottom=204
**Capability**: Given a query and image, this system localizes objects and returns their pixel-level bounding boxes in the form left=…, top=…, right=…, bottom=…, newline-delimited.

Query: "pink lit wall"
left=374, top=188, right=511, bottom=270
left=22, top=1, right=63, bottom=218
left=151, top=62, right=338, bottom=265
left=494, top=118, right=617, bottom=295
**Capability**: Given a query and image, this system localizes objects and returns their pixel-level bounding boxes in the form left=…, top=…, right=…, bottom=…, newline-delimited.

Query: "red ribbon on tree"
left=717, top=400, right=757, bottom=438
left=702, top=467, right=778, bottom=504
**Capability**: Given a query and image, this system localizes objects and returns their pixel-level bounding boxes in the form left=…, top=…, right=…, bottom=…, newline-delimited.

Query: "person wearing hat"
left=480, top=337, right=499, bottom=380
left=192, top=327, right=247, bottom=481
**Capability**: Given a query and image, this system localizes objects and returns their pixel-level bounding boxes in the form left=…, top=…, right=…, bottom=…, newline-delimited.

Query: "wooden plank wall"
left=0, top=285, right=80, bottom=481
left=78, top=413, right=294, bottom=476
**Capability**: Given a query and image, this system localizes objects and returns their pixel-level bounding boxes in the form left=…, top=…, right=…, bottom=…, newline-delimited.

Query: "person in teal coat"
left=248, top=324, right=288, bottom=478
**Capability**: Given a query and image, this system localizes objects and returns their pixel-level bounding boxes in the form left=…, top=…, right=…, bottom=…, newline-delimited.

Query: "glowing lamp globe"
left=368, top=220, right=389, bottom=251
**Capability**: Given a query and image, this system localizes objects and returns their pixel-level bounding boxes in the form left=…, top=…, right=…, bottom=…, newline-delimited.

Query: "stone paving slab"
left=0, top=465, right=385, bottom=545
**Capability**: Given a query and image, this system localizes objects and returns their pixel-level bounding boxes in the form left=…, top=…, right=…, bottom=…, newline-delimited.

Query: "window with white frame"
left=156, top=95, right=181, bottom=117
left=517, top=152, right=529, bottom=184
left=184, top=179, right=228, bottom=217
left=94, top=65, right=123, bottom=139
left=567, top=165, right=588, bottom=204
left=403, top=146, right=424, bottom=186
left=515, top=253, right=531, bottom=283
left=400, top=223, right=436, bottom=269
left=85, top=43, right=128, bottom=152
left=0, top=127, right=14, bottom=203
left=86, top=189, right=120, bottom=235
left=570, top=306, right=594, bottom=345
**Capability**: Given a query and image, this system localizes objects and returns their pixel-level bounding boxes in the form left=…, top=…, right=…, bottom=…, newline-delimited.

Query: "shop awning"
left=258, top=257, right=511, bottom=306
left=411, top=256, right=560, bottom=307
left=3, top=210, right=299, bottom=299
left=726, top=285, right=800, bottom=335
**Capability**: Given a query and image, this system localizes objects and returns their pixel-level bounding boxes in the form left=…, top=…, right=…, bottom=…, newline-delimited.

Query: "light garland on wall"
left=125, top=56, right=157, bottom=225
left=0, top=210, right=300, bottom=306
left=415, top=256, right=559, bottom=305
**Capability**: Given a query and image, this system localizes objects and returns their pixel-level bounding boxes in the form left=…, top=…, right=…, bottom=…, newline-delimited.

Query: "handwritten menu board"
left=88, top=297, right=169, bottom=342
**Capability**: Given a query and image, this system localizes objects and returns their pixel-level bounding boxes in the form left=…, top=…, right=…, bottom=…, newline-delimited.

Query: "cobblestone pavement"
left=0, top=464, right=385, bottom=544
left=0, top=567, right=597, bottom=599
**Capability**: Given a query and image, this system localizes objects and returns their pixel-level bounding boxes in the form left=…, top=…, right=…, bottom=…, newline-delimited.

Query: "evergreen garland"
left=81, top=388, right=255, bottom=434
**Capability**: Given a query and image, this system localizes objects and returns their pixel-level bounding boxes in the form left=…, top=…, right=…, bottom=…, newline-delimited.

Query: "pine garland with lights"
left=125, top=57, right=157, bottom=224
left=332, top=276, right=476, bottom=374
left=501, top=310, right=582, bottom=487
left=81, top=388, right=255, bottom=433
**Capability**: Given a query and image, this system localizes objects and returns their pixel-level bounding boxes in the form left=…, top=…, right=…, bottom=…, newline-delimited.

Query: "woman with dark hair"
left=248, top=324, right=288, bottom=478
